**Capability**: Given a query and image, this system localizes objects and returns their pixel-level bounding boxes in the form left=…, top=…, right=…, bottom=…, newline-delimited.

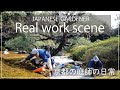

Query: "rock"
left=17, top=50, right=27, bottom=54
left=3, top=49, right=9, bottom=54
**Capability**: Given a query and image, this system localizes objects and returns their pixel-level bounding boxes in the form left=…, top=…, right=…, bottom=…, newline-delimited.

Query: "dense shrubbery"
left=68, top=37, right=91, bottom=46
left=4, top=34, right=55, bottom=52
left=34, top=40, right=55, bottom=48
left=66, top=37, right=91, bottom=55
left=4, top=35, right=34, bottom=51
left=68, top=37, right=119, bottom=69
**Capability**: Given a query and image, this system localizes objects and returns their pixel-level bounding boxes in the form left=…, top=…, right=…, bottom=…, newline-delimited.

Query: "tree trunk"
left=51, top=33, right=67, bottom=56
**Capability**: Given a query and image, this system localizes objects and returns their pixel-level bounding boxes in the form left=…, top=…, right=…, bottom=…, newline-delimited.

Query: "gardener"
left=88, top=55, right=103, bottom=76
left=19, top=46, right=54, bottom=76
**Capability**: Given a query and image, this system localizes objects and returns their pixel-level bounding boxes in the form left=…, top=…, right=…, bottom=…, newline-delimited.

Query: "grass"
left=95, top=71, right=120, bottom=79
left=1, top=51, right=28, bottom=60
left=0, top=51, right=49, bottom=79
left=1, top=62, right=48, bottom=79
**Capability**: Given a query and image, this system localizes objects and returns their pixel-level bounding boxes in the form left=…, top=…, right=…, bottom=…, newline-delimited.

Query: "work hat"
left=31, top=49, right=38, bottom=54
left=93, top=55, right=99, bottom=62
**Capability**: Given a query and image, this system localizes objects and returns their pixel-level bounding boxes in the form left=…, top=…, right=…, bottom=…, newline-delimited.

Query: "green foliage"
left=2, top=11, right=26, bottom=25
left=68, top=45, right=87, bottom=61
left=4, top=34, right=34, bottom=51
left=34, top=40, right=55, bottom=48
left=68, top=37, right=91, bottom=46
left=112, top=24, right=120, bottom=36
left=68, top=37, right=119, bottom=69
left=4, top=33, right=56, bottom=51
left=1, top=11, right=28, bottom=48
left=66, top=37, right=91, bottom=53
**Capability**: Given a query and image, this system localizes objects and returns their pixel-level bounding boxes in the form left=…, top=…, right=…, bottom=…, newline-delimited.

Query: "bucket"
left=33, top=67, right=46, bottom=73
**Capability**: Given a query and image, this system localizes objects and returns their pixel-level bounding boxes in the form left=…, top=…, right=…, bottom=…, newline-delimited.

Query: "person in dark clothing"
left=88, top=55, right=103, bottom=76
